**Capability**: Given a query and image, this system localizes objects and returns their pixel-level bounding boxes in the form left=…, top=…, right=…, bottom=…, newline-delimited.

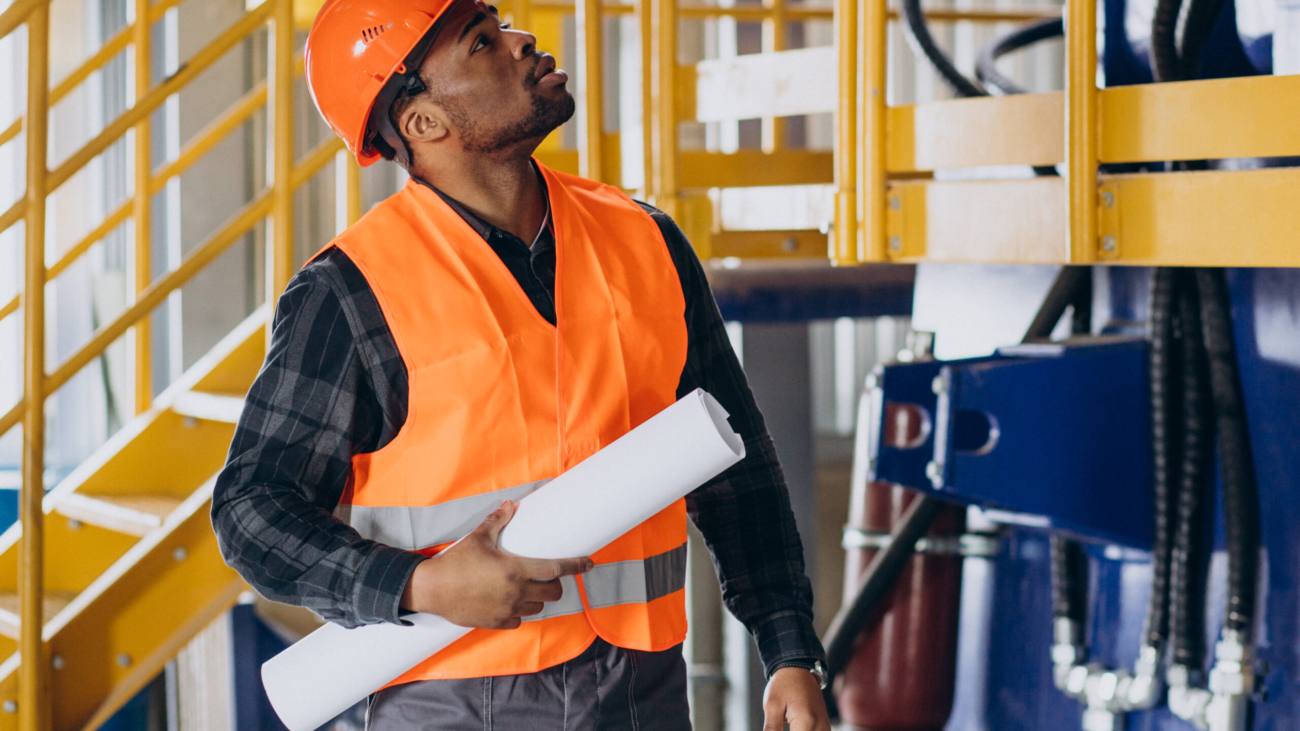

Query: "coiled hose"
left=975, top=17, right=1064, bottom=96
left=901, top=0, right=987, bottom=97
left=1196, top=269, right=1260, bottom=634
left=1151, top=0, right=1186, bottom=82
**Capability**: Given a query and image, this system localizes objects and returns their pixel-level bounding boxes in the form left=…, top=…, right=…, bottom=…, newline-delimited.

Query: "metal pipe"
left=832, top=0, right=857, bottom=262
left=134, top=0, right=153, bottom=414
left=271, top=0, right=295, bottom=300
left=576, top=0, right=604, bottom=182
left=1066, top=0, right=1098, bottom=263
left=20, top=6, right=49, bottom=730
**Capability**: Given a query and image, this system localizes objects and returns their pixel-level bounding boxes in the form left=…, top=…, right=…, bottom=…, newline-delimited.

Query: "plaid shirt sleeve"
left=648, top=209, right=827, bottom=677
left=210, top=249, right=425, bottom=628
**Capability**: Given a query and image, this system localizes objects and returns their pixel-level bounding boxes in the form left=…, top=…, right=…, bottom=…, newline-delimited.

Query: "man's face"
left=415, top=0, right=575, bottom=155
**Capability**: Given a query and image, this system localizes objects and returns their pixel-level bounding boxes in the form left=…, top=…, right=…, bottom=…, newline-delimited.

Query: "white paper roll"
left=261, top=388, right=745, bottom=731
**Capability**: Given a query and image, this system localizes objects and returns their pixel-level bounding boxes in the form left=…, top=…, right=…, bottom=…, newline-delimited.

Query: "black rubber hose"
left=1151, top=0, right=1186, bottom=81
left=1179, top=0, right=1230, bottom=81
left=1024, top=266, right=1092, bottom=341
left=1196, top=269, right=1260, bottom=634
left=1143, top=268, right=1181, bottom=650
left=901, top=0, right=987, bottom=98
left=1169, top=273, right=1212, bottom=668
left=976, top=17, right=1064, bottom=96
left=1050, top=269, right=1092, bottom=632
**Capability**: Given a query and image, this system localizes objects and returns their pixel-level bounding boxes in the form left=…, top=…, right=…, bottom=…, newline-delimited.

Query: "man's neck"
left=413, top=152, right=547, bottom=243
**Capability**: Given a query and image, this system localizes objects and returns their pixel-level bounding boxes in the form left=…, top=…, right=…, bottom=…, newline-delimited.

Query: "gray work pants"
left=365, top=638, right=692, bottom=731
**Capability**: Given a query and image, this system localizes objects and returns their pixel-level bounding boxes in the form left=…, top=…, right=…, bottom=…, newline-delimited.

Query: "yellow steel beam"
left=0, top=0, right=42, bottom=42
left=133, top=0, right=153, bottom=416
left=271, top=0, right=296, bottom=299
left=886, top=177, right=1066, bottom=263
left=648, top=0, right=678, bottom=217
left=150, top=82, right=268, bottom=195
left=20, top=5, right=49, bottom=729
left=48, top=201, right=132, bottom=282
left=1099, top=168, right=1300, bottom=267
left=291, top=137, right=346, bottom=190
left=1100, top=74, right=1300, bottom=163
left=0, top=403, right=19, bottom=443
left=0, top=200, right=24, bottom=238
left=857, top=0, right=888, bottom=263
left=709, top=229, right=830, bottom=260
left=1066, top=0, right=1098, bottom=263
left=49, top=25, right=130, bottom=105
left=47, top=1, right=275, bottom=196
left=887, top=92, right=1063, bottom=171
left=0, top=119, right=20, bottom=150
left=576, top=0, right=604, bottom=182
left=833, top=0, right=858, bottom=264
left=0, top=296, right=16, bottom=324
left=679, top=150, right=833, bottom=189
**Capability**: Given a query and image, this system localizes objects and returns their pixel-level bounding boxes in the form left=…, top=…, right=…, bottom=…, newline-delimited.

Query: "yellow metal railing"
left=0, top=0, right=366, bottom=724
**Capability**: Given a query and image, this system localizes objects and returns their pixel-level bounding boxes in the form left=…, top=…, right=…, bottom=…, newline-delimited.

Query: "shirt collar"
left=410, top=165, right=552, bottom=250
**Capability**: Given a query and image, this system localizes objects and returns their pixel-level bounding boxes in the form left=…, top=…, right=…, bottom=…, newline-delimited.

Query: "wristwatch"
left=775, top=660, right=828, bottom=690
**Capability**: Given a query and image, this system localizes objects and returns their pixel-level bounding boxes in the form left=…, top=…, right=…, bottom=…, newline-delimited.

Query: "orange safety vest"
left=316, top=162, right=690, bottom=682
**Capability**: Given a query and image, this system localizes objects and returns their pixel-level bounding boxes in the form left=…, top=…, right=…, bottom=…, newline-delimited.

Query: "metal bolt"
left=117, top=654, right=132, bottom=668
left=1101, top=191, right=1115, bottom=208
left=51, top=655, right=63, bottom=670
left=67, top=518, right=82, bottom=530
left=925, top=460, right=942, bottom=482
left=781, top=237, right=798, bottom=252
left=819, top=219, right=833, bottom=235
left=3, top=700, right=14, bottom=713
left=172, top=547, right=188, bottom=562
left=931, top=374, right=948, bottom=395
left=182, top=416, right=199, bottom=429
left=889, top=196, right=901, bottom=211
left=888, top=236, right=901, bottom=252
left=1102, top=236, right=1117, bottom=253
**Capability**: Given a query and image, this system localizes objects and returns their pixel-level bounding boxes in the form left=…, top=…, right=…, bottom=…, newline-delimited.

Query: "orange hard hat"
left=305, top=0, right=460, bottom=166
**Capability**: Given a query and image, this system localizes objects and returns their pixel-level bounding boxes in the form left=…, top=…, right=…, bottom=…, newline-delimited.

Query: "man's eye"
left=500, top=22, right=511, bottom=29
left=473, top=34, right=489, bottom=52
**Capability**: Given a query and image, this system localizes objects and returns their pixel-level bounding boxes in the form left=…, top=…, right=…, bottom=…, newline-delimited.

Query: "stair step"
left=171, top=391, right=246, bottom=423
left=0, top=592, right=74, bottom=639
left=55, top=493, right=185, bottom=536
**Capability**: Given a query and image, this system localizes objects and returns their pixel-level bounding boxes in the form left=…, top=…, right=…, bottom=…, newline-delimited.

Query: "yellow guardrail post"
left=271, top=0, right=296, bottom=299
left=648, top=0, right=678, bottom=218
left=133, top=0, right=152, bottom=414
left=576, top=0, right=604, bottom=182
left=346, top=155, right=362, bottom=226
left=20, top=4, right=49, bottom=730
left=860, top=0, right=887, bottom=263
left=1067, top=0, right=1098, bottom=262
left=762, top=0, right=787, bottom=153
left=832, top=0, right=859, bottom=263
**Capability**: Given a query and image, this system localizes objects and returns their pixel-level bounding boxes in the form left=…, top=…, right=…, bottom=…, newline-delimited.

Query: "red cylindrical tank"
left=836, top=475, right=966, bottom=730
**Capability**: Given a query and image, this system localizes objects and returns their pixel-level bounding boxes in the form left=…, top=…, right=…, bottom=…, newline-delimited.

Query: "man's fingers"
left=476, top=501, right=516, bottom=544
left=516, top=555, right=594, bottom=581
left=761, top=702, right=785, bottom=731
left=520, top=578, right=564, bottom=603
left=517, top=601, right=545, bottom=617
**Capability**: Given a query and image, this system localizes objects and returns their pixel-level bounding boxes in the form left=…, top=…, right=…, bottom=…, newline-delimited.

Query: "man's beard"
left=449, top=79, right=576, bottom=155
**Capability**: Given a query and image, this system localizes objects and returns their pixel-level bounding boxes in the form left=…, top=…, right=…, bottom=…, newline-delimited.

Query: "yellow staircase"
left=0, top=309, right=268, bottom=729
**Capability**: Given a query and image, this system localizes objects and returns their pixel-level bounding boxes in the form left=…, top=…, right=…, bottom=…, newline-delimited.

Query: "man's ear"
left=398, top=101, right=450, bottom=146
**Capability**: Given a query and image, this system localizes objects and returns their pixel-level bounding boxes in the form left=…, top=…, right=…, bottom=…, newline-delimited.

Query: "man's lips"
left=534, top=54, right=568, bottom=84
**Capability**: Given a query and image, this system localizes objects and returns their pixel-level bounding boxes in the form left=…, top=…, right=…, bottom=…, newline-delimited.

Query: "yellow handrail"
left=133, top=0, right=155, bottom=413
left=19, top=5, right=49, bottom=730
left=1066, top=0, right=1098, bottom=262
left=833, top=0, right=858, bottom=263
left=151, top=81, right=270, bottom=196
left=0, top=118, right=20, bottom=148
left=49, top=0, right=184, bottom=106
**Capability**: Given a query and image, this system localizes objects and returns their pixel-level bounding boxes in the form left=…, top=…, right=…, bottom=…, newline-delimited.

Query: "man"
left=211, top=0, right=829, bottom=727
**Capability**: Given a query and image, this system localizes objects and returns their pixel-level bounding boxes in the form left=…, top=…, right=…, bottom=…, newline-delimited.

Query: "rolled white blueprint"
left=261, top=388, right=745, bottom=731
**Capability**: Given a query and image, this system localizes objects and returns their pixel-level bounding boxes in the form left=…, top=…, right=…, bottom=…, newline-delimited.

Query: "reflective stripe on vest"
left=335, top=479, right=552, bottom=551
left=522, top=543, right=686, bottom=622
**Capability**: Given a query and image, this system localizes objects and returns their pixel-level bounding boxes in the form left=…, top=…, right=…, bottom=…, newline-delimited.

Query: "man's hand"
left=762, top=666, right=831, bottom=731
left=400, top=500, right=594, bottom=629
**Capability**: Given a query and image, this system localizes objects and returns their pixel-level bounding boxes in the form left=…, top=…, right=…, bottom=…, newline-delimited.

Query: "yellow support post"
left=133, top=0, right=153, bottom=414
left=271, top=0, right=296, bottom=299
left=639, top=0, right=653, bottom=200
left=833, top=0, right=861, bottom=263
left=858, top=0, right=887, bottom=262
left=20, top=5, right=49, bottom=731
left=648, top=0, right=678, bottom=218
left=762, top=0, right=787, bottom=153
left=1066, top=0, right=1098, bottom=262
left=576, top=0, right=604, bottom=182
left=346, top=155, right=362, bottom=226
